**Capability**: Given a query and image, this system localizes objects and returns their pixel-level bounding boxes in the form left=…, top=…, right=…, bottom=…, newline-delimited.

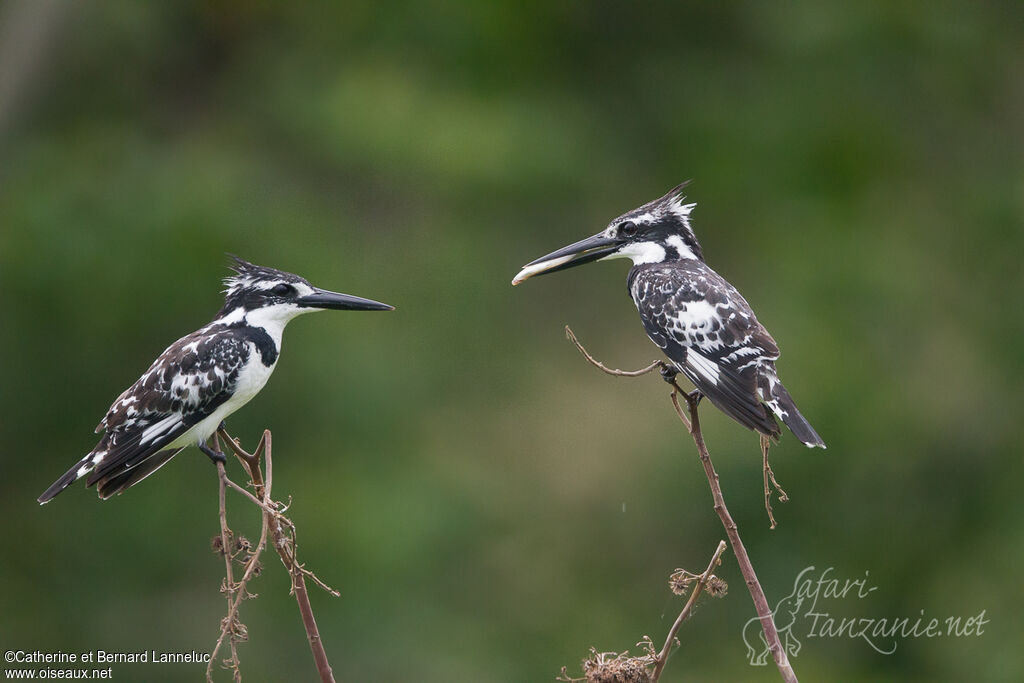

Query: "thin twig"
left=565, top=326, right=661, bottom=377
left=766, top=465, right=787, bottom=504
left=668, top=384, right=693, bottom=433
left=760, top=435, right=789, bottom=530
left=761, top=435, right=777, bottom=530
left=221, top=475, right=278, bottom=514
left=651, top=540, right=728, bottom=682
left=210, top=457, right=241, bottom=682
left=566, top=329, right=800, bottom=683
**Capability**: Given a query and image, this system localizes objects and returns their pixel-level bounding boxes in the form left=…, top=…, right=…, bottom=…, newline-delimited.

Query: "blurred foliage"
left=1, top=1, right=1022, bottom=681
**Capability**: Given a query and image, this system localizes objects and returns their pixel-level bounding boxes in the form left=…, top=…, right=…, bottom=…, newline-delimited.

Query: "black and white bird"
left=39, top=257, right=393, bottom=504
left=512, top=182, right=825, bottom=448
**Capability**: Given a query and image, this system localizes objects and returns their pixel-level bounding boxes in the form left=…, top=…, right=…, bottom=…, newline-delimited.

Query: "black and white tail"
left=38, top=453, right=99, bottom=504
left=39, top=443, right=185, bottom=503
left=759, top=371, right=826, bottom=449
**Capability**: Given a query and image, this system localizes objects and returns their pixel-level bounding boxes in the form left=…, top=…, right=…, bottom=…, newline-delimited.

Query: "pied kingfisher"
left=512, top=182, right=825, bottom=448
left=39, top=257, right=393, bottom=503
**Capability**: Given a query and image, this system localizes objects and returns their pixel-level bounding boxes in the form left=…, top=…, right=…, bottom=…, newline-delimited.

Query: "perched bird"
left=512, top=182, right=825, bottom=448
left=39, top=257, right=393, bottom=503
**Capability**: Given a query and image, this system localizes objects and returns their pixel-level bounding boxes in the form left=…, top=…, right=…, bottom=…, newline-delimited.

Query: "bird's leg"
left=199, top=440, right=227, bottom=465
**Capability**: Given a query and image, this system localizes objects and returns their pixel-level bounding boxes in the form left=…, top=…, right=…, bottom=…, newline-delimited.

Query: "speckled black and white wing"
left=38, top=327, right=252, bottom=502
left=629, top=261, right=824, bottom=447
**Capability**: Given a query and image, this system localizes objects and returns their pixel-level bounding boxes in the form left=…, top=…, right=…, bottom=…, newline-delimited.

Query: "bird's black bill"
left=512, top=233, right=619, bottom=285
left=297, top=289, right=394, bottom=311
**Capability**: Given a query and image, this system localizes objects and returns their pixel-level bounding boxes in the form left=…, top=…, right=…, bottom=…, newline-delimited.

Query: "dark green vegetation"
left=1, top=2, right=1021, bottom=681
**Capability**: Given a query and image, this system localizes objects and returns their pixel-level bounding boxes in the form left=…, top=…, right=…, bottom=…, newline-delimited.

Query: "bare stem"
left=761, top=436, right=777, bottom=530
left=674, top=391, right=798, bottom=682
left=651, top=540, right=727, bottom=682
left=760, top=435, right=789, bottom=530
left=208, top=459, right=269, bottom=683
left=566, top=328, right=800, bottom=683
left=209, top=455, right=242, bottom=682
left=565, top=326, right=661, bottom=377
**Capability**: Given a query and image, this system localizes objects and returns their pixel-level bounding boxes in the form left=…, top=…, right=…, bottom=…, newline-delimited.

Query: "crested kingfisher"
left=512, top=183, right=825, bottom=448
left=39, top=257, right=393, bottom=504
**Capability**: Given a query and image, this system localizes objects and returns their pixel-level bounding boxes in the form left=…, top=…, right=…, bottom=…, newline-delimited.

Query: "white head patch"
left=665, top=235, right=698, bottom=260
left=667, top=198, right=697, bottom=221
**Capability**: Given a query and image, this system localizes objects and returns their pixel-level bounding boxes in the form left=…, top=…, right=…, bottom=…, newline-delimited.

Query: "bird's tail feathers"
left=37, top=452, right=100, bottom=504
left=760, top=374, right=826, bottom=449
left=94, top=448, right=184, bottom=499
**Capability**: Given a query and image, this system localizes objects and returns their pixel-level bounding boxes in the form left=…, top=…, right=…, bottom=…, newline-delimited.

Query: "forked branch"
left=557, top=541, right=729, bottom=683
left=652, top=539, right=728, bottom=681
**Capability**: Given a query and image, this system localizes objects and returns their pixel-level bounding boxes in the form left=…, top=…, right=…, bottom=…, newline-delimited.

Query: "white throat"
left=243, top=304, right=311, bottom=346
left=601, top=241, right=667, bottom=265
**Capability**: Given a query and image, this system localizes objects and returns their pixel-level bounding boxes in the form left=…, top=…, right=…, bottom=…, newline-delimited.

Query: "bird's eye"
left=619, top=221, right=638, bottom=237
left=271, top=284, right=295, bottom=297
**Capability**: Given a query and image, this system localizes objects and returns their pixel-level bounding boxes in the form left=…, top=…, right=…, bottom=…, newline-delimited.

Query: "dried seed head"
left=231, top=620, right=249, bottom=642
left=581, top=649, right=654, bottom=683
left=705, top=575, right=728, bottom=598
left=211, top=534, right=229, bottom=555
left=669, top=569, right=695, bottom=596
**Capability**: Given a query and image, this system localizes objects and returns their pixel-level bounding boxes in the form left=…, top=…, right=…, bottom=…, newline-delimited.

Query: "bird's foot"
left=199, top=441, right=227, bottom=465
left=658, top=363, right=679, bottom=384
left=688, top=389, right=703, bottom=405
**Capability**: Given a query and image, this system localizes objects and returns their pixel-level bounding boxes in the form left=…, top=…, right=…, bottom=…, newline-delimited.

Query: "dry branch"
left=566, top=326, right=800, bottom=683
left=760, top=435, right=789, bottom=530
left=207, top=428, right=338, bottom=683
left=651, top=539, right=728, bottom=681
left=557, top=541, right=728, bottom=683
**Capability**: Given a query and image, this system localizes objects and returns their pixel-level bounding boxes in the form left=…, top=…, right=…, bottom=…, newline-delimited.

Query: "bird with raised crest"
left=38, top=257, right=393, bottom=504
left=512, top=182, right=825, bottom=448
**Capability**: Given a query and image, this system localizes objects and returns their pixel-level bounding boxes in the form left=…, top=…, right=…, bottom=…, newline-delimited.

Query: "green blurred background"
left=1, top=1, right=1021, bottom=681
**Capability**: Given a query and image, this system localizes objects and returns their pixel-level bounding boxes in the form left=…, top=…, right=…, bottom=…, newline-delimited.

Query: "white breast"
left=170, top=342, right=278, bottom=447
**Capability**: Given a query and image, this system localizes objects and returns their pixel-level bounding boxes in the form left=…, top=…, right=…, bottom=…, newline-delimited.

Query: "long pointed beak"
left=296, top=288, right=394, bottom=311
left=511, top=233, right=619, bottom=285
